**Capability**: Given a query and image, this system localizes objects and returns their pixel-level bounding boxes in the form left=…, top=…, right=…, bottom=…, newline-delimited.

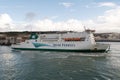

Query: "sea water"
left=0, top=42, right=120, bottom=80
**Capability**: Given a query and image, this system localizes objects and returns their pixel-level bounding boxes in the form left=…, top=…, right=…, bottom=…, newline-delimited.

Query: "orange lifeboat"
left=64, top=38, right=81, bottom=41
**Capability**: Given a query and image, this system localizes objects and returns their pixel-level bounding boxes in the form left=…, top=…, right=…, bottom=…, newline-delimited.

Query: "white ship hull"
left=11, top=41, right=110, bottom=52
left=11, top=30, right=110, bottom=52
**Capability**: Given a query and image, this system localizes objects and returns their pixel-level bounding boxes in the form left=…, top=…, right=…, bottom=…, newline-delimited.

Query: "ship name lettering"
left=53, top=44, right=75, bottom=47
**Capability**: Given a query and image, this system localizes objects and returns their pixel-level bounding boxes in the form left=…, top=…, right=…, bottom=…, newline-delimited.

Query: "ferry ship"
left=11, top=30, right=110, bottom=52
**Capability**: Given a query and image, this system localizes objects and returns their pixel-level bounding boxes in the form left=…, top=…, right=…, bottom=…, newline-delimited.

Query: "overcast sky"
left=0, top=0, right=120, bottom=32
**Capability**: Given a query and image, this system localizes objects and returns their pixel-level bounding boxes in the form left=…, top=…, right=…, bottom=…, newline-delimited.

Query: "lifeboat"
left=64, top=38, right=81, bottom=41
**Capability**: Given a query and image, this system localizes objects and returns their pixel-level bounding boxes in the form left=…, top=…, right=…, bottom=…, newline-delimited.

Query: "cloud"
left=50, top=16, right=59, bottom=20
left=59, top=2, right=74, bottom=8
left=0, top=13, right=12, bottom=24
left=42, top=16, right=59, bottom=20
left=83, top=7, right=120, bottom=32
left=33, top=19, right=83, bottom=31
left=1, top=6, right=120, bottom=33
left=0, top=13, right=14, bottom=31
left=98, top=2, right=117, bottom=7
left=25, top=12, right=36, bottom=21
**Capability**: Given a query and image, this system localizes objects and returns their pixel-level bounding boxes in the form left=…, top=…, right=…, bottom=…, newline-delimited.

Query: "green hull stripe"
left=12, top=48, right=106, bottom=52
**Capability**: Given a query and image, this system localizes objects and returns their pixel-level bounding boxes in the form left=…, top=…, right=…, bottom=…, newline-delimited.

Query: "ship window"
left=80, top=38, right=85, bottom=41
left=64, top=37, right=85, bottom=41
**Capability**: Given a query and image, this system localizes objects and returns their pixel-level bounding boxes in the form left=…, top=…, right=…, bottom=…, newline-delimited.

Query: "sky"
left=0, top=0, right=120, bottom=32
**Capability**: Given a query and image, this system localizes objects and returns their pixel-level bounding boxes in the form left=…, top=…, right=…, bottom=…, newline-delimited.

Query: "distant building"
left=0, top=31, right=120, bottom=45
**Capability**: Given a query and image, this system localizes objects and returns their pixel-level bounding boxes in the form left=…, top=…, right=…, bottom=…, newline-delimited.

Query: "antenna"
left=84, top=26, right=86, bottom=31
